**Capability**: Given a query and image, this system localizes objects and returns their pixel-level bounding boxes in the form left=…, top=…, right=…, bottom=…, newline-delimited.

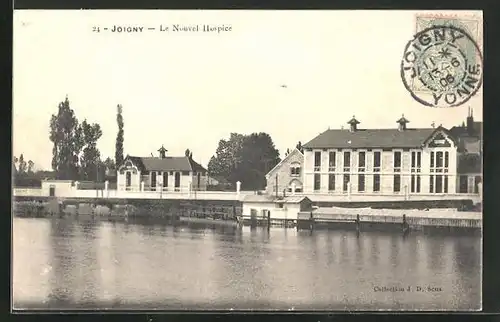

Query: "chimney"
left=347, top=115, right=360, bottom=132
left=157, top=145, right=167, bottom=159
left=466, top=107, right=474, bottom=135
left=397, top=114, right=409, bottom=131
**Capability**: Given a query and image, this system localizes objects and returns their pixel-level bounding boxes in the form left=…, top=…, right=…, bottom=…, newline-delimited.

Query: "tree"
left=49, top=96, right=84, bottom=180
left=27, top=160, right=34, bottom=174
left=103, top=157, right=116, bottom=175
left=79, top=120, right=103, bottom=181
left=208, top=133, right=246, bottom=185
left=12, top=156, right=18, bottom=176
left=208, top=132, right=280, bottom=190
left=115, top=104, right=124, bottom=167
left=296, top=141, right=304, bottom=154
left=18, top=154, right=27, bottom=174
left=238, top=133, right=281, bottom=190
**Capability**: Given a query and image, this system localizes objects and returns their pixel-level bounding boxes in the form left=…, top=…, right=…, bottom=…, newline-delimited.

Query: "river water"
left=12, top=217, right=481, bottom=311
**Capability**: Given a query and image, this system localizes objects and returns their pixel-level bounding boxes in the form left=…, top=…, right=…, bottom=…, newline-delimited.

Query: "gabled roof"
left=123, top=155, right=207, bottom=172
left=303, top=126, right=452, bottom=149
left=265, top=148, right=304, bottom=179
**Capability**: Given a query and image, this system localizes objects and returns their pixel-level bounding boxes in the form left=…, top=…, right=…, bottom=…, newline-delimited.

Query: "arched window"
left=290, top=162, right=301, bottom=177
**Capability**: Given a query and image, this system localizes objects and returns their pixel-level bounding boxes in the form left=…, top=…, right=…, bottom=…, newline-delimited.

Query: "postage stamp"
left=400, top=25, right=483, bottom=108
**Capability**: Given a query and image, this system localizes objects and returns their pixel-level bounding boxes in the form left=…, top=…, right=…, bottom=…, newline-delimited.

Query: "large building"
left=117, top=146, right=208, bottom=191
left=449, top=108, right=482, bottom=194
left=301, top=115, right=460, bottom=195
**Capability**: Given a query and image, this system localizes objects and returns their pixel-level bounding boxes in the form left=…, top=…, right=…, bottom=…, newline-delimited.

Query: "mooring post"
left=267, top=211, right=271, bottom=229
left=309, top=211, right=314, bottom=231
left=402, top=214, right=409, bottom=234
left=356, top=214, right=360, bottom=233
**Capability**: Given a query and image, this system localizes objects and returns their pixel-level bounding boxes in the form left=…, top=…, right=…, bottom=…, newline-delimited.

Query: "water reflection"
left=13, top=217, right=481, bottom=311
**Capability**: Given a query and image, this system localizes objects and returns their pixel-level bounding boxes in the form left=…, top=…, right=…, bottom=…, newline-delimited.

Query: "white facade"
left=117, top=158, right=208, bottom=192
left=303, top=129, right=459, bottom=195
left=241, top=196, right=313, bottom=221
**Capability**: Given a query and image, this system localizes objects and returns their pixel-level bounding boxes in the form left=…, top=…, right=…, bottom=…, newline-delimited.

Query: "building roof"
left=303, top=127, right=448, bottom=149
left=125, top=155, right=207, bottom=172
left=449, top=122, right=482, bottom=140
left=265, top=147, right=304, bottom=179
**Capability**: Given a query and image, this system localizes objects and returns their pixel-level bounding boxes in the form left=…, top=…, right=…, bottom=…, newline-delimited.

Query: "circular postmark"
left=401, top=25, right=483, bottom=107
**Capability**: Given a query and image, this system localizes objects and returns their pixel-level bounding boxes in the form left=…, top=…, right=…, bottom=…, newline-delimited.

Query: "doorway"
left=49, top=185, right=55, bottom=197
left=126, top=172, right=131, bottom=189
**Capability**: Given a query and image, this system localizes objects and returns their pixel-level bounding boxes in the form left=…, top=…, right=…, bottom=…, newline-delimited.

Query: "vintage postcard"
left=12, top=10, right=483, bottom=311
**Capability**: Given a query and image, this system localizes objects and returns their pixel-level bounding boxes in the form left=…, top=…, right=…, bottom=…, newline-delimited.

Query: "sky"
left=13, top=10, right=483, bottom=171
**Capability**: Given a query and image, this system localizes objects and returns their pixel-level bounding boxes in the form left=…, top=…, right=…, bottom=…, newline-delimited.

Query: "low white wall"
left=12, top=185, right=481, bottom=204
left=12, top=188, right=43, bottom=197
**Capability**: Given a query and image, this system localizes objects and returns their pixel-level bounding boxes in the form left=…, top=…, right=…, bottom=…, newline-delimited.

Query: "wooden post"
left=402, top=214, right=409, bottom=235
left=309, top=211, right=314, bottom=231
left=356, top=214, right=360, bottom=233
left=267, top=210, right=271, bottom=229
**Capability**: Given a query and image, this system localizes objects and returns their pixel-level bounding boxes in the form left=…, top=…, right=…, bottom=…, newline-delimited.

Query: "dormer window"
left=347, top=116, right=360, bottom=132
left=397, top=114, right=410, bottom=131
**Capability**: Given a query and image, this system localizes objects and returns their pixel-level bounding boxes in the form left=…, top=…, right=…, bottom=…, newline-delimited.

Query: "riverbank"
left=297, top=206, right=482, bottom=233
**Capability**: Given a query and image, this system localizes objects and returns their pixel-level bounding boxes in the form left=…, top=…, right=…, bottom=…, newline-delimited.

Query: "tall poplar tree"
left=115, top=104, right=124, bottom=167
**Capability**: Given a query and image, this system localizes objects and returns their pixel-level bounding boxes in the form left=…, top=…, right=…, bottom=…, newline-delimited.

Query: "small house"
left=241, top=194, right=313, bottom=223
left=117, top=145, right=208, bottom=191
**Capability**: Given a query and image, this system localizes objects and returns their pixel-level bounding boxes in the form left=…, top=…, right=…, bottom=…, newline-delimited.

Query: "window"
left=314, top=173, right=321, bottom=191
left=163, top=172, right=168, bottom=187
left=411, top=152, right=416, bottom=168
left=474, top=176, right=481, bottom=194
left=393, top=174, right=401, bottom=192
left=430, top=150, right=450, bottom=194
left=429, top=175, right=434, bottom=193
left=459, top=176, right=468, bottom=193
left=358, top=152, right=366, bottom=168
left=151, top=171, right=157, bottom=187
left=374, top=151, right=381, bottom=168
left=436, top=152, right=443, bottom=168
left=314, top=151, right=321, bottom=171
left=373, top=174, right=380, bottom=192
left=358, top=174, right=365, bottom=192
left=290, top=164, right=301, bottom=176
left=394, top=151, right=401, bottom=169
left=435, top=175, right=443, bottom=193
left=411, top=175, right=421, bottom=193
left=343, top=152, right=351, bottom=172
left=417, top=152, right=421, bottom=167
left=343, top=174, right=350, bottom=192
left=329, top=151, right=336, bottom=172
left=328, top=174, right=335, bottom=191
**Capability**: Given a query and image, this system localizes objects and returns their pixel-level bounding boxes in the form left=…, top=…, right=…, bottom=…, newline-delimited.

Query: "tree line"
left=49, top=96, right=123, bottom=181
left=15, top=95, right=304, bottom=191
